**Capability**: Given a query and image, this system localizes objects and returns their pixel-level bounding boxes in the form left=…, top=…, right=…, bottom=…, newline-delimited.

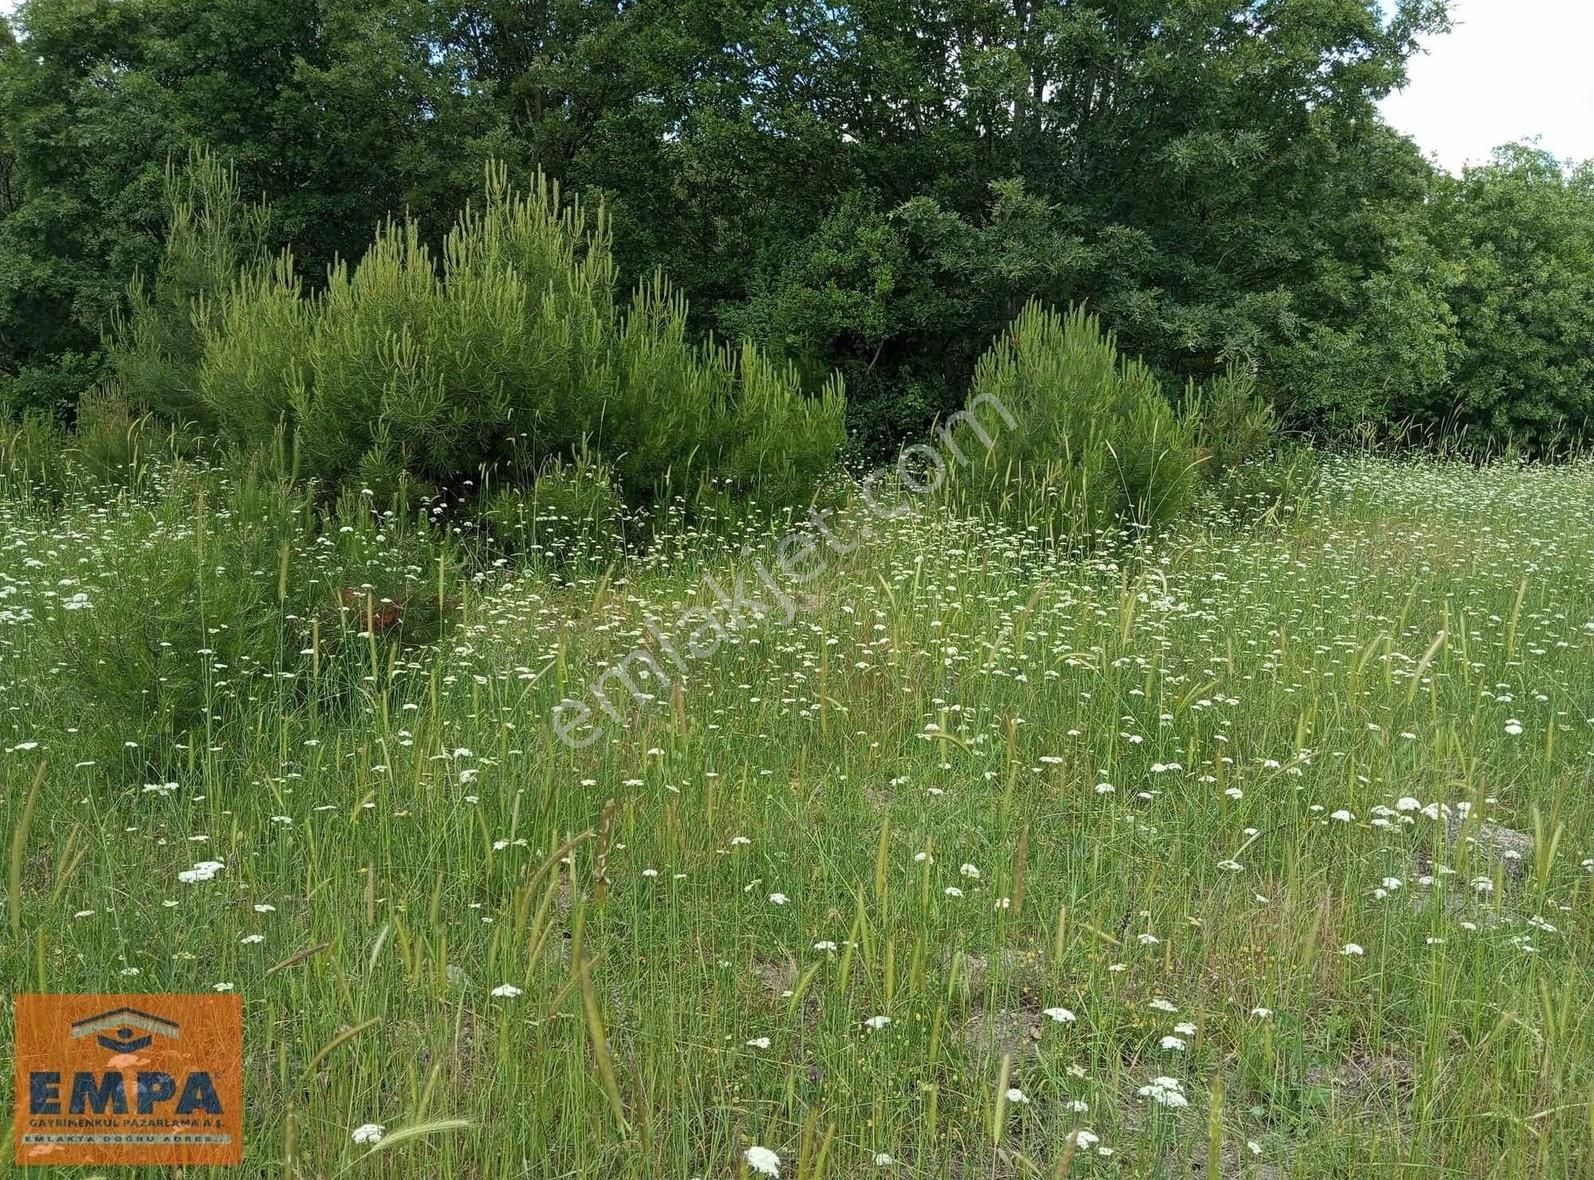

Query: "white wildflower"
left=1137, top=1077, right=1188, bottom=1108
left=745, top=1146, right=781, bottom=1177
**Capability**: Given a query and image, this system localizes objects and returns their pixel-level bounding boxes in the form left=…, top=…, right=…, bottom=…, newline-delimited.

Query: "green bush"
left=1204, top=444, right=1323, bottom=527
left=33, top=466, right=298, bottom=767
left=942, top=303, right=1200, bottom=545
left=69, top=390, right=167, bottom=487
left=34, top=464, right=463, bottom=772
left=0, top=351, right=108, bottom=420
left=0, top=408, right=72, bottom=496
left=176, top=163, right=845, bottom=520
left=1185, top=364, right=1278, bottom=477
left=1, top=391, right=177, bottom=500
left=110, top=151, right=271, bottom=428
left=481, top=456, right=629, bottom=568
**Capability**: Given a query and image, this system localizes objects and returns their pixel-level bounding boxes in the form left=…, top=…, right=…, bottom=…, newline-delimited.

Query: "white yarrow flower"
left=745, top=1145, right=781, bottom=1177
left=1137, top=1077, right=1188, bottom=1108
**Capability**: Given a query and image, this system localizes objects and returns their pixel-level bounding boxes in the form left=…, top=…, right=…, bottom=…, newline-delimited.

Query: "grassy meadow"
left=3, top=452, right=1594, bottom=1177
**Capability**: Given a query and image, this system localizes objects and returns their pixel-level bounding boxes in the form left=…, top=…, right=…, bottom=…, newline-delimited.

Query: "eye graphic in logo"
left=69, top=1008, right=182, bottom=1054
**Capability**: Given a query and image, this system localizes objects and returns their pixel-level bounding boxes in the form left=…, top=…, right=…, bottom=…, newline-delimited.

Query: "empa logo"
left=14, top=993, right=243, bottom=1166
left=70, top=1007, right=181, bottom=1054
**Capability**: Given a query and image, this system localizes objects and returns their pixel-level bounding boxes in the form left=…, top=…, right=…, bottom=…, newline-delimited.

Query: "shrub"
left=1, top=392, right=177, bottom=500
left=481, top=456, right=629, bottom=568
left=34, top=464, right=463, bottom=772
left=1185, top=364, right=1278, bottom=477
left=69, top=390, right=167, bottom=487
left=109, top=151, right=271, bottom=428
left=184, top=163, right=846, bottom=520
left=601, top=280, right=847, bottom=513
left=0, top=351, right=107, bottom=420
left=0, top=409, right=71, bottom=495
left=942, top=303, right=1200, bottom=545
left=1204, top=444, right=1323, bottom=527
left=34, top=466, right=297, bottom=767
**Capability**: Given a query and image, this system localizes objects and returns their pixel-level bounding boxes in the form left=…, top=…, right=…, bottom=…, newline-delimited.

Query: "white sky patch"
left=1382, top=0, right=1594, bottom=172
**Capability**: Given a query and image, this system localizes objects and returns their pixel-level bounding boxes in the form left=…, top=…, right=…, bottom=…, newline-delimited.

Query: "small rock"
left=1438, top=804, right=1533, bottom=882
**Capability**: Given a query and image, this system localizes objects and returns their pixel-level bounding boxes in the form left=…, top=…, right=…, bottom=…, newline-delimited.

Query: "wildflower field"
left=3, top=454, right=1594, bottom=1178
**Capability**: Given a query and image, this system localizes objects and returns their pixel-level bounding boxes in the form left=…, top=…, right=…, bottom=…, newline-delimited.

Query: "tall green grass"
left=3, top=453, right=1594, bottom=1177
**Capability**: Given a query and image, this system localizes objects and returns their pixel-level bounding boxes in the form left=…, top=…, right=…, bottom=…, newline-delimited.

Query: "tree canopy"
left=4, top=0, right=1591, bottom=452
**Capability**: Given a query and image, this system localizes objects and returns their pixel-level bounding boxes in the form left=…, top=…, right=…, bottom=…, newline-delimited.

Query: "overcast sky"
left=1381, top=0, right=1594, bottom=172
left=2, top=0, right=1587, bottom=172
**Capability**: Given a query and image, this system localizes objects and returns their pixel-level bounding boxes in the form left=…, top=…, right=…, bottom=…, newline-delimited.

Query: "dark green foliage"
left=0, top=352, right=106, bottom=419
left=1281, top=144, right=1594, bottom=451
left=1273, top=232, right=1463, bottom=437
left=0, top=0, right=1451, bottom=448
left=1412, top=147, right=1594, bottom=449
left=943, top=304, right=1201, bottom=545
left=0, top=0, right=486, bottom=409
left=709, top=2, right=1450, bottom=451
left=8, top=0, right=1594, bottom=453
left=722, top=182, right=1092, bottom=456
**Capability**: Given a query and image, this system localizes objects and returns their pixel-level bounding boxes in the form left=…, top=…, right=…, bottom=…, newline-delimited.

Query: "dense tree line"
left=2, top=0, right=1591, bottom=453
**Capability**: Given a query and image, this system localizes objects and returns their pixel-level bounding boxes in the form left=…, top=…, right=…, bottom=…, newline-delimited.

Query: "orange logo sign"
left=12, top=993, right=243, bottom=1167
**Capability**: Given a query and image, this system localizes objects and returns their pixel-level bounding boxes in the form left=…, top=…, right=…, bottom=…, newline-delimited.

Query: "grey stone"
left=1431, top=802, right=1534, bottom=882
